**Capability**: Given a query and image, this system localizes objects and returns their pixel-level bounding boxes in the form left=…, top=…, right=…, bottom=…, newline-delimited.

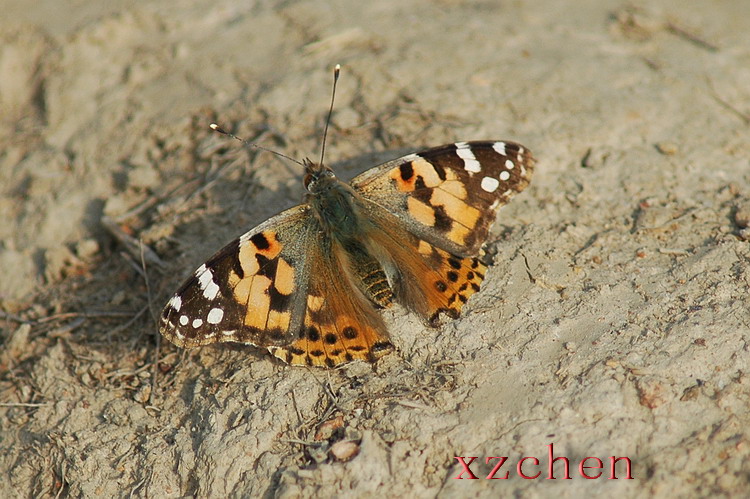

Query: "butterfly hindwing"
left=268, top=239, right=394, bottom=367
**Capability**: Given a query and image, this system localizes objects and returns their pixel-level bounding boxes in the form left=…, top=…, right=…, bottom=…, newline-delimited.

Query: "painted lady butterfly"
left=159, top=68, right=534, bottom=367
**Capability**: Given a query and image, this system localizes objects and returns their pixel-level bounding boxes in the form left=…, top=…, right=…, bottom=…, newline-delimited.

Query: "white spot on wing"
left=207, top=308, right=224, bottom=324
left=179, top=315, right=189, bottom=326
left=192, top=318, right=203, bottom=328
left=455, top=142, right=481, bottom=173
left=205, top=282, right=220, bottom=300
left=168, top=295, right=182, bottom=312
left=493, top=142, right=507, bottom=156
left=499, top=170, right=511, bottom=181
left=505, top=159, right=514, bottom=170
left=197, top=265, right=220, bottom=300
left=481, top=176, right=500, bottom=193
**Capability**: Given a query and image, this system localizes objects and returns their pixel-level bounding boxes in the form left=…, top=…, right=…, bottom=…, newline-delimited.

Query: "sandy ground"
left=2, top=0, right=749, bottom=496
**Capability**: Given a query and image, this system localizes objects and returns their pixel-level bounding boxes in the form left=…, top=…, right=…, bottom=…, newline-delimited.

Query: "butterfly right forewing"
left=351, top=141, right=534, bottom=257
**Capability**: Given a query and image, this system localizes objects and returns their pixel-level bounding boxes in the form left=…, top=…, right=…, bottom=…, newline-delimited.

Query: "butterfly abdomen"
left=340, top=239, right=394, bottom=309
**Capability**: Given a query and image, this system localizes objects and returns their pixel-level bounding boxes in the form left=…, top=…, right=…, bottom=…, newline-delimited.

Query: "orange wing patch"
left=390, top=156, right=442, bottom=190
left=228, top=231, right=296, bottom=333
left=390, top=158, right=482, bottom=245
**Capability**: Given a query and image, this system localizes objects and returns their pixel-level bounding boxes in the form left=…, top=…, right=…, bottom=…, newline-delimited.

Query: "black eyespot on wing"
left=372, top=341, right=394, bottom=354
left=399, top=163, right=414, bottom=181
left=307, top=326, right=320, bottom=342
left=269, top=329, right=285, bottom=341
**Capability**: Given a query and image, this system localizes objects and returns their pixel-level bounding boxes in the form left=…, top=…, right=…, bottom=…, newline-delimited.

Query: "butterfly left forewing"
left=160, top=205, right=314, bottom=350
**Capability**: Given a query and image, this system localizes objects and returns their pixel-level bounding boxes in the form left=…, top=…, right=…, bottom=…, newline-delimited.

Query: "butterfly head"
left=303, top=158, right=337, bottom=195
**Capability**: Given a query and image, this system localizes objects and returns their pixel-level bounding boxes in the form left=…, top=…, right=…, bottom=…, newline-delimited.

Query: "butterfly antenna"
left=319, top=63, right=341, bottom=166
left=209, top=123, right=305, bottom=167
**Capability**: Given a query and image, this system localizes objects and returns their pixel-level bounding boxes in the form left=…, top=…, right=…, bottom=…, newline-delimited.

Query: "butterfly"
left=159, top=71, right=534, bottom=368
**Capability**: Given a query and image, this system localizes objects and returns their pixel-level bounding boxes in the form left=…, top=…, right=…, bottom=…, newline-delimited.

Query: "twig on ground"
left=102, top=216, right=165, bottom=270
left=666, top=22, right=719, bottom=52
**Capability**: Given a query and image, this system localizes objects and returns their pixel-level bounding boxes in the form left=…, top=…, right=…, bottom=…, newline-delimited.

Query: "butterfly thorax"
left=303, top=159, right=367, bottom=241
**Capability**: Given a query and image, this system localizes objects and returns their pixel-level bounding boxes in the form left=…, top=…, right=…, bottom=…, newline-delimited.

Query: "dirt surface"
left=2, top=0, right=749, bottom=497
